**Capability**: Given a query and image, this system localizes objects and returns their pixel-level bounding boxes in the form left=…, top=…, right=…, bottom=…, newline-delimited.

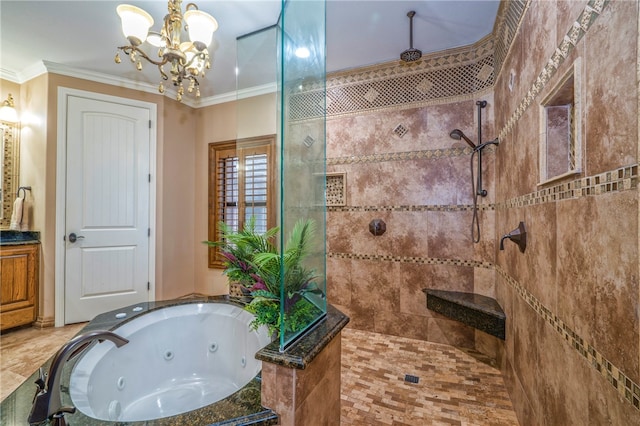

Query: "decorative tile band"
left=498, top=0, right=608, bottom=140
left=327, top=204, right=495, bottom=213
left=496, top=266, right=640, bottom=411
left=327, top=146, right=499, bottom=166
left=493, top=0, right=529, bottom=78
left=499, top=164, right=638, bottom=209
left=328, top=252, right=493, bottom=270
left=290, top=37, right=496, bottom=121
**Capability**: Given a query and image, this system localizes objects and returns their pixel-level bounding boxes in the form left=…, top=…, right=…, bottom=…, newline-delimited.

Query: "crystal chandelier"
left=115, top=0, right=218, bottom=101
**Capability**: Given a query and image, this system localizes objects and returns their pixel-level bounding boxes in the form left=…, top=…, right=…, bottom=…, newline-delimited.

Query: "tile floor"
left=1, top=322, right=86, bottom=401
left=340, top=328, right=519, bottom=425
left=0, top=324, right=519, bottom=425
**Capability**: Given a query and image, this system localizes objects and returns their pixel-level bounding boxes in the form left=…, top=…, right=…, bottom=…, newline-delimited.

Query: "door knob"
left=68, top=233, right=85, bottom=243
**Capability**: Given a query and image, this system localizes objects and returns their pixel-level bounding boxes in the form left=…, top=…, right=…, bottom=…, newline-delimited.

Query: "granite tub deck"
left=0, top=297, right=346, bottom=426
left=423, top=289, right=506, bottom=340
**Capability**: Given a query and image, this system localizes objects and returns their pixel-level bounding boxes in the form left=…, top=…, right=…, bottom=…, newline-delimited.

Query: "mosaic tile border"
left=1, top=123, right=19, bottom=228
left=500, top=164, right=638, bottom=209
left=498, top=0, right=608, bottom=140
left=493, top=0, right=529, bottom=80
left=327, top=146, right=497, bottom=166
left=327, top=204, right=495, bottom=213
left=328, top=251, right=493, bottom=270
left=496, top=266, right=640, bottom=411
left=290, top=37, right=496, bottom=121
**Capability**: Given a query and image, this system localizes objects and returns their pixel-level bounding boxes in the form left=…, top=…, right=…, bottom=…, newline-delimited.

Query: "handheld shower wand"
left=449, top=101, right=499, bottom=243
left=449, top=129, right=476, bottom=149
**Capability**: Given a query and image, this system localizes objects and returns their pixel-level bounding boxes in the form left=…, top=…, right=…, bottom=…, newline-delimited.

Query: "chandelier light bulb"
left=184, top=8, right=218, bottom=51
left=117, top=4, right=153, bottom=46
left=146, top=31, right=165, bottom=48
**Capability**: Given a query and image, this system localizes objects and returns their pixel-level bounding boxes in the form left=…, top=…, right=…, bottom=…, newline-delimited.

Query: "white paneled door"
left=64, top=95, right=151, bottom=324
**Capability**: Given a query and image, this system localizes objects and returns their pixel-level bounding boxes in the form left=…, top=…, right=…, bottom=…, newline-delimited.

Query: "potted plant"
left=207, top=217, right=323, bottom=338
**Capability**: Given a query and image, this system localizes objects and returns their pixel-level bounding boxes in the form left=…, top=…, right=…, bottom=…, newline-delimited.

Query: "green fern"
left=207, top=217, right=322, bottom=338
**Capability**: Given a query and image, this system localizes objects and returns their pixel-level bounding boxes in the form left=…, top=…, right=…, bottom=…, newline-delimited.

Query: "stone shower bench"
left=423, top=289, right=506, bottom=340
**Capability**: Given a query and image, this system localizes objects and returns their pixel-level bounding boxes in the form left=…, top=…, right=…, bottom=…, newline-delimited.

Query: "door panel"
left=64, top=96, right=150, bottom=324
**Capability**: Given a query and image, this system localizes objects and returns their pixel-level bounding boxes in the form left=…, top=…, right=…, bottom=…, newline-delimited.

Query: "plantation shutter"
left=214, top=146, right=239, bottom=235
left=242, top=146, right=269, bottom=234
left=208, top=137, right=275, bottom=268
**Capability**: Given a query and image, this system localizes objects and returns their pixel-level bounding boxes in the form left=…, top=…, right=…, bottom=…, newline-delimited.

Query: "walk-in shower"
left=450, top=100, right=499, bottom=243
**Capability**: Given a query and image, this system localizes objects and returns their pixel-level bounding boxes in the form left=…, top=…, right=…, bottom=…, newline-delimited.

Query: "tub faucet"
left=28, top=330, right=129, bottom=426
left=499, top=221, right=527, bottom=253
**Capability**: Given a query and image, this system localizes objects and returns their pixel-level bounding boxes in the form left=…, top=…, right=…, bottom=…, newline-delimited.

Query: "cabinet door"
left=0, top=244, right=39, bottom=330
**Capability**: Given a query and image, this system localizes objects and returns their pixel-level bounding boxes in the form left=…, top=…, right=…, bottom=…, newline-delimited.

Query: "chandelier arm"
left=118, top=46, right=169, bottom=68
left=181, top=52, right=205, bottom=70
left=157, top=65, right=169, bottom=81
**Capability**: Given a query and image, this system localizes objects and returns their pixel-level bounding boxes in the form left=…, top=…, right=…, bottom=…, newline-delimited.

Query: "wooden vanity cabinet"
left=0, top=244, right=39, bottom=331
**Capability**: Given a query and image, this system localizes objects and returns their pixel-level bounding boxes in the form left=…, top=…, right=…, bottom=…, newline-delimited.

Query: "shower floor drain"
left=404, top=374, right=419, bottom=384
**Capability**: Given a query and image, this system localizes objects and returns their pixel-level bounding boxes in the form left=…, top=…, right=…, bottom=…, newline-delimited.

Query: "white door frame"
left=54, top=87, right=157, bottom=327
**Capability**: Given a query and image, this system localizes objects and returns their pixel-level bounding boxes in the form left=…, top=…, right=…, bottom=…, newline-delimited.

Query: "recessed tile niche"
left=539, top=59, right=582, bottom=184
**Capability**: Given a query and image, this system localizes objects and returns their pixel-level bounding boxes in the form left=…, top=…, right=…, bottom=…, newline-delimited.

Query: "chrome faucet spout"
left=28, top=330, right=129, bottom=426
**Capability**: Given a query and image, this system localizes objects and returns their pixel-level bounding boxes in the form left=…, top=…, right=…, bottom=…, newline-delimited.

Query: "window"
left=208, top=136, right=276, bottom=268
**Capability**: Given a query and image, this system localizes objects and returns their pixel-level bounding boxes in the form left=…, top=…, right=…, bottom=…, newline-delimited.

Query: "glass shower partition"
left=277, top=0, right=327, bottom=351
left=236, top=0, right=326, bottom=352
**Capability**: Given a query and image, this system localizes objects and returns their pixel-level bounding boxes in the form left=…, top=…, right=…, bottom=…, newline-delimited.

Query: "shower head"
left=400, top=11, right=422, bottom=62
left=449, top=129, right=476, bottom=149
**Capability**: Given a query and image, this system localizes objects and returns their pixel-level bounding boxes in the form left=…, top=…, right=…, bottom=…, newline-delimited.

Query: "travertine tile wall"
left=494, top=0, right=640, bottom=423
left=319, top=0, right=640, bottom=423
left=323, top=67, right=498, bottom=348
left=311, top=8, right=502, bottom=354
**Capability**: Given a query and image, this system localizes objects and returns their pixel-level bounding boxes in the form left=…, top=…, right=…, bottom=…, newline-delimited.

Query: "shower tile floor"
left=340, top=328, right=519, bottom=426
left=1, top=324, right=519, bottom=425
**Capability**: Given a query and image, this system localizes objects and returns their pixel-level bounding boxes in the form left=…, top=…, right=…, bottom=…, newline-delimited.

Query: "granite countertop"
left=256, top=304, right=350, bottom=369
left=0, top=296, right=349, bottom=426
left=0, top=230, right=41, bottom=246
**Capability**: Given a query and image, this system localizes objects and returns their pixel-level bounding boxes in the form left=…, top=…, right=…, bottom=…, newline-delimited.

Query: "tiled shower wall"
left=494, top=0, right=640, bottom=424
left=325, top=97, right=497, bottom=349
left=320, top=34, right=499, bottom=348
left=319, top=0, right=640, bottom=423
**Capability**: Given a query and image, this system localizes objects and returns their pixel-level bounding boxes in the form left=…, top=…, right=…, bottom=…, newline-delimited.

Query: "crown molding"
left=1, top=61, right=276, bottom=108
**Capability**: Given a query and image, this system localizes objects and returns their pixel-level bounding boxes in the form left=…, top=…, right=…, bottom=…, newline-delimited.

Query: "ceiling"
left=0, top=1, right=500, bottom=104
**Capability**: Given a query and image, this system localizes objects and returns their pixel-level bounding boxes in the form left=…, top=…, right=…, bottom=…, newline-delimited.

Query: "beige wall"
left=194, top=93, right=277, bottom=295
left=4, top=72, right=210, bottom=324
left=5, top=71, right=275, bottom=324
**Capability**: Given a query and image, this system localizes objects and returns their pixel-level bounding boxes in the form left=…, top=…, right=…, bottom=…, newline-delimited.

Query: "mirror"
left=1, top=122, right=20, bottom=229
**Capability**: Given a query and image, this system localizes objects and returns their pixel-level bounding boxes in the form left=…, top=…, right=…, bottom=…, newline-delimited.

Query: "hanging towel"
left=19, top=199, right=31, bottom=231
left=9, top=197, right=23, bottom=230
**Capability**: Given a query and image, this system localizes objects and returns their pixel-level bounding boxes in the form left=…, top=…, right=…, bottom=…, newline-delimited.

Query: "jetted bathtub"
left=69, top=302, right=271, bottom=422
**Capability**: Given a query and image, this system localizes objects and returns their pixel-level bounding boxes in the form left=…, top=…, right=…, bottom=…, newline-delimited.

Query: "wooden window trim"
left=208, top=135, right=276, bottom=268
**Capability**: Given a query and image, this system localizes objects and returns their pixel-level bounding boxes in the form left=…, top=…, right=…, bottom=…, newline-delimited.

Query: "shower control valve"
left=369, top=219, right=386, bottom=236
